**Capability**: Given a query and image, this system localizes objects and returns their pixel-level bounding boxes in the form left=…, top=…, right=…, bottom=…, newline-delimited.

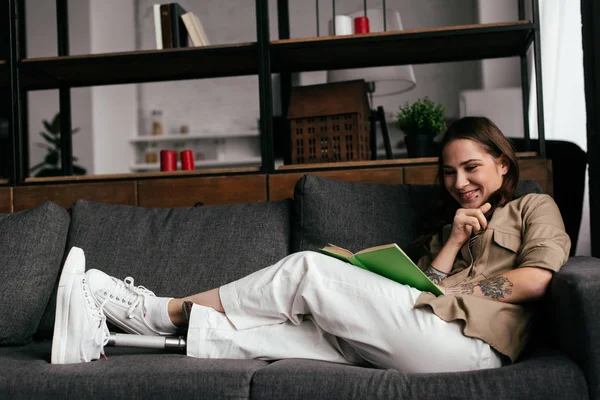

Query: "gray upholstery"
left=292, top=175, right=437, bottom=260
left=292, top=174, right=542, bottom=261
left=250, top=351, right=587, bottom=400
left=0, top=202, right=70, bottom=345
left=547, top=256, right=600, bottom=400
left=0, top=340, right=268, bottom=399
left=36, top=199, right=292, bottom=338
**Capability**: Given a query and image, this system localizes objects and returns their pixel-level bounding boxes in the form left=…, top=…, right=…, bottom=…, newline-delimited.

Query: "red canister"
left=354, top=16, right=370, bottom=34
left=180, top=150, right=195, bottom=171
left=160, top=150, right=177, bottom=172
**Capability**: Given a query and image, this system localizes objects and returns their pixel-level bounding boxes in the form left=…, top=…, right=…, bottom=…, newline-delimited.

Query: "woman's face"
left=442, top=139, right=509, bottom=209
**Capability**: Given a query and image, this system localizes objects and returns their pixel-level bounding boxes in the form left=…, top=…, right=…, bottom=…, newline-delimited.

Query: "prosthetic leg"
left=106, top=333, right=187, bottom=351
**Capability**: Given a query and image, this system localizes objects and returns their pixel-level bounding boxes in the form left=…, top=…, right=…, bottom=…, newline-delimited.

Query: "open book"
left=320, top=243, right=444, bottom=296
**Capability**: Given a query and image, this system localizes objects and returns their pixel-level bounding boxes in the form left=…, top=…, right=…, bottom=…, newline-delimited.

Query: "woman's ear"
left=499, top=155, right=510, bottom=176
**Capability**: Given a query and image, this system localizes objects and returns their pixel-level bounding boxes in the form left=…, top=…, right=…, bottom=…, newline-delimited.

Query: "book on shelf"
left=181, top=11, right=211, bottom=47
left=159, top=3, right=189, bottom=49
left=320, top=243, right=444, bottom=296
left=153, top=4, right=163, bottom=49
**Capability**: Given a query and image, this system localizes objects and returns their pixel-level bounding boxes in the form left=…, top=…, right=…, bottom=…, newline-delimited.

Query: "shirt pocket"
left=492, top=230, right=521, bottom=253
left=483, top=230, right=522, bottom=278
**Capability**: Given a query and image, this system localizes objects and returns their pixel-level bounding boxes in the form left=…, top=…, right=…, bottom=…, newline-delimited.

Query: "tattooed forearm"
left=478, top=276, right=513, bottom=299
left=423, top=265, right=448, bottom=284
left=445, top=276, right=514, bottom=300
left=445, top=283, right=475, bottom=295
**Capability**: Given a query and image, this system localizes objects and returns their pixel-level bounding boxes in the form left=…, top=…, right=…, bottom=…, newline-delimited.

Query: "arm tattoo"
left=445, top=276, right=514, bottom=300
left=423, top=265, right=448, bottom=284
left=478, top=276, right=514, bottom=299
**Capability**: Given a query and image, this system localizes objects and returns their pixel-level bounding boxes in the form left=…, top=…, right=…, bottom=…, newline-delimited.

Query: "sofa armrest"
left=547, top=256, right=600, bottom=400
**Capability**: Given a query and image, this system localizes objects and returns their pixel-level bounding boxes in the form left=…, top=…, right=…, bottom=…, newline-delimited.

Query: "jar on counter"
left=151, top=110, right=164, bottom=136
left=145, top=143, right=159, bottom=164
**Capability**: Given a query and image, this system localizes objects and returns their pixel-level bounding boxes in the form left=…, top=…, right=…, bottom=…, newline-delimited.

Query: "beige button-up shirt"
left=416, top=193, right=570, bottom=362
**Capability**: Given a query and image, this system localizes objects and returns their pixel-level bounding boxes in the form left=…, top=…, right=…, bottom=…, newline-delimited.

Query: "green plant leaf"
left=51, top=113, right=61, bottom=133
left=35, top=143, right=53, bottom=151
left=72, top=165, right=87, bottom=175
left=40, top=132, right=59, bottom=146
left=396, top=97, right=446, bottom=136
left=43, top=120, right=53, bottom=134
left=29, top=161, right=46, bottom=173
left=45, top=151, right=60, bottom=166
left=35, top=168, right=63, bottom=177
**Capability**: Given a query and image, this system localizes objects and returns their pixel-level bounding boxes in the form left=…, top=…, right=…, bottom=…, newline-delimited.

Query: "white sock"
left=144, top=296, right=178, bottom=335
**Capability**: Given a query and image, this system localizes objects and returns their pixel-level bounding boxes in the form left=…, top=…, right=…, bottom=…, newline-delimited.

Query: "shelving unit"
left=3, top=0, right=545, bottom=186
left=270, top=21, right=534, bottom=73
left=128, top=131, right=259, bottom=144
left=128, top=131, right=261, bottom=172
left=130, top=156, right=262, bottom=173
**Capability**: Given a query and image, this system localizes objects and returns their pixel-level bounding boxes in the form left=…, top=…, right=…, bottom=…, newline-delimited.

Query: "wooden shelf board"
left=271, top=21, right=534, bottom=73
left=130, top=157, right=262, bottom=172
left=16, top=43, right=258, bottom=90
left=277, top=152, right=538, bottom=171
left=24, top=166, right=261, bottom=184
left=129, top=131, right=260, bottom=143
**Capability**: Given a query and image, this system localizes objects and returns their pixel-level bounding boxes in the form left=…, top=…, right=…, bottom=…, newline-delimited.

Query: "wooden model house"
left=287, top=80, right=371, bottom=164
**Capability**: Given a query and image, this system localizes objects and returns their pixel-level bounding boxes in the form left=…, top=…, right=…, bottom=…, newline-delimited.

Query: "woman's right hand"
left=448, top=202, right=492, bottom=246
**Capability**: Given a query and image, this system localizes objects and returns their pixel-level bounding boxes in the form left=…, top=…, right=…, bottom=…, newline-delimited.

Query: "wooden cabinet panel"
left=137, top=175, right=267, bottom=208
left=0, top=187, right=12, bottom=213
left=519, top=158, right=553, bottom=195
left=404, top=165, right=439, bottom=185
left=13, top=181, right=136, bottom=211
left=268, top=168, right=404, bottom=201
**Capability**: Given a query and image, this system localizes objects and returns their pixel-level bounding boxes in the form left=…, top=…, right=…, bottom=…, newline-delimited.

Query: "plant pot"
left=404, top=134, right=438, bottom=158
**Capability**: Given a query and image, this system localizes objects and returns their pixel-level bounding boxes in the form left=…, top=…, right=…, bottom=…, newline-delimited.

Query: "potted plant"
left=29, top=112, right=87, bottom=177
left=396, top=97, right=446, bottom=158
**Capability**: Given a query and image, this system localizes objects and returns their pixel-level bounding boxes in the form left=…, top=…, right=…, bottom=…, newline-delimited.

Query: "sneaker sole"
left=51, top=247, right=85, bottom=364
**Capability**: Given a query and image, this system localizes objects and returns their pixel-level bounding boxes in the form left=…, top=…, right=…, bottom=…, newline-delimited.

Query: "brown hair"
left=418, top=116, right=520, bottom=247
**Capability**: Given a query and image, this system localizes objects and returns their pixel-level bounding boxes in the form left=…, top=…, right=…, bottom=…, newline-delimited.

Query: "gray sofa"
left=0, top=174, right=597, bottom=399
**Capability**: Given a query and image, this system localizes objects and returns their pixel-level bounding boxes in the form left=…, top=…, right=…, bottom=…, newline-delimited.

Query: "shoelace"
left=100, top=276, right=156, bottom=319
left=81, top=277, right=110, bottom=360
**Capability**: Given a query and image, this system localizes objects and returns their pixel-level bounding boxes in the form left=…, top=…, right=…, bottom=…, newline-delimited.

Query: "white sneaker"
left=51, top=247, right=110, bottom=364
left=86, top=269, right=169, bottom=336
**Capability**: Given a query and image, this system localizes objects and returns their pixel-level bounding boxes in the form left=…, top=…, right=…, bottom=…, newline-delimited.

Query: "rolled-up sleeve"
left=417, top=232, right=443, bottom=271
left=517, top=194, right=571, bottom=272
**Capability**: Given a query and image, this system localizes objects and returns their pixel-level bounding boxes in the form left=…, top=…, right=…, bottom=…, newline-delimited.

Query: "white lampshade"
left=327, top=9, right=417, bottom=97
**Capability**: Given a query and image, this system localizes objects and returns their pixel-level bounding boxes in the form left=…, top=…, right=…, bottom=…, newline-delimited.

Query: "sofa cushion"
left=0, top=340, right=268, bottom=399
left=0, top=202, right=70, bottom=345
left=292, top=175, right=439, bottom=260
left=250, top=349, right=587, bottom=400
left=36, top=199, right=292, bottom=338
left=292, top=175, right=542, bottom=260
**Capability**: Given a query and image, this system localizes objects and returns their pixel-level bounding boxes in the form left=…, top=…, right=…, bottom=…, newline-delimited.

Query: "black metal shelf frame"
left=5, top=0, right=545, bottom=185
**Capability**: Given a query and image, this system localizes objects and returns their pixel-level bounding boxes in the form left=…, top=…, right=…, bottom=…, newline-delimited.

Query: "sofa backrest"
left=292, top=174, right=542, bottom=261
left=35, top=199, right=292, bottom=338
left=0, top=202, right=70, bottom=345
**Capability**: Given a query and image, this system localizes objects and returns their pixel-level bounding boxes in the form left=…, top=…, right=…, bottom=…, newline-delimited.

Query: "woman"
left=51, top=117, right=570, bottom=372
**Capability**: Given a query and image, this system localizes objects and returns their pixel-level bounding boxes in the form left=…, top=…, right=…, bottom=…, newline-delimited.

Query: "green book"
left=320, top=243, right=444, bottom=296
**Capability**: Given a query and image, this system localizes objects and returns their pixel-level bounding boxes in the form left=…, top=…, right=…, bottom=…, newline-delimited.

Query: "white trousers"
left=186, top=251, right=502, bottom=372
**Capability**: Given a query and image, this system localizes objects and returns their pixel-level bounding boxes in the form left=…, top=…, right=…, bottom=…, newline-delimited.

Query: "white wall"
left=89, top=0, right=137, bottom=174
left=26, top=0, right=94, bottom=176
left=476, top=0, right=520, bottom=88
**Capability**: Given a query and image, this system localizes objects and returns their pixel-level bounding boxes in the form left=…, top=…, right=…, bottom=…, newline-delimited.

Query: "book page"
left=355, top=243, right=398, bottom=255
left=321, top=244, right=354, bottom=258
